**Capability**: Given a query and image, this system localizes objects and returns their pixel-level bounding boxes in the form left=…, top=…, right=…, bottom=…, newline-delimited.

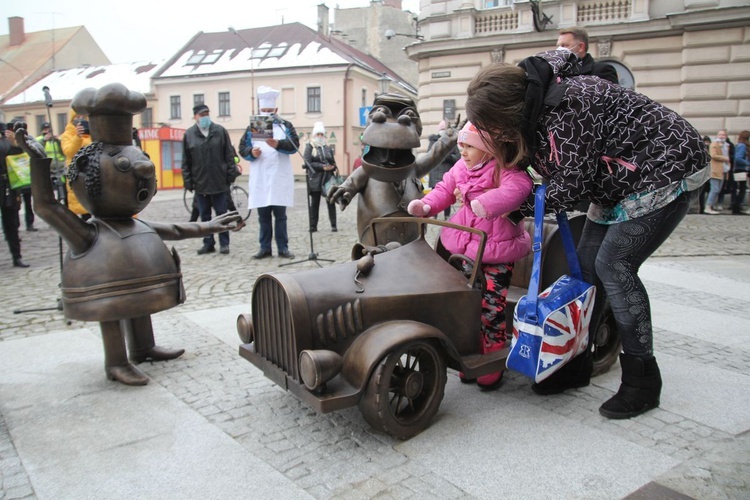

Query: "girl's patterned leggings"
left=480, top=263, right=514, bottom=346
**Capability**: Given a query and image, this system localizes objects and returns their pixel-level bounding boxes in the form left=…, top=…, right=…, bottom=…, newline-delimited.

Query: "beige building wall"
left=155, top=67, right=401, bottom=176
left=410, top=0, right=750, bottom=145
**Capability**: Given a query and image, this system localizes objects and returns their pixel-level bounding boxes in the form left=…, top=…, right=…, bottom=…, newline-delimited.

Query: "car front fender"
left=340, top=320, right=458, bottom=391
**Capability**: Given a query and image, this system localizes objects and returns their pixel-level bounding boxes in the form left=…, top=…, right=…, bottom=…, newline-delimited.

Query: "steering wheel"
left=447, top=254, right=486, bottom=292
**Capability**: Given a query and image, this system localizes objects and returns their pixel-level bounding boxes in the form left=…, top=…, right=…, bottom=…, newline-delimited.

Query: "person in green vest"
left=36, top=122, right=67, bottom=206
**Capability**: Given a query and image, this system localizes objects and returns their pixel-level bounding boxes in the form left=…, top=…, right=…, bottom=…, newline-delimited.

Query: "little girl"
left=408, top=121, right=533, bottom=390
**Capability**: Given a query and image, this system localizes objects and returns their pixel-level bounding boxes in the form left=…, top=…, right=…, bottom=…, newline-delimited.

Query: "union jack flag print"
left=508, top=275, right=596, bottom=383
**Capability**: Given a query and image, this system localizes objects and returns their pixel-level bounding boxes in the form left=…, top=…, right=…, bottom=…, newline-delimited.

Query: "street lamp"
left=377, top=73, right=390, bottom=95
left=383, top=29, right=424, bottom=41
left=384, top=14, right=424, bottom=41
left=228, top=27, right=256, bottom=114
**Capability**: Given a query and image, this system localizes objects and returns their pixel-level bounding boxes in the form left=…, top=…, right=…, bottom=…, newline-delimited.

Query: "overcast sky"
left=2, top=0, right=421, bottom=64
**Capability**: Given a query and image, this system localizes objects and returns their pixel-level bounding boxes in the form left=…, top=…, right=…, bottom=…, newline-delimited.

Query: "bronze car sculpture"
left=238, top=216, right=620, bottom=439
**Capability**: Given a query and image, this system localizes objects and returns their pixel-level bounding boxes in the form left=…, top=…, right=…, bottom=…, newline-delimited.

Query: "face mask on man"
left=199, top=116, right=211, bottom=128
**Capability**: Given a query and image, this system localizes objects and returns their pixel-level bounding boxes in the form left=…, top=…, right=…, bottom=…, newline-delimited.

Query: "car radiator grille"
left=252, top=277, right=298, bottom=381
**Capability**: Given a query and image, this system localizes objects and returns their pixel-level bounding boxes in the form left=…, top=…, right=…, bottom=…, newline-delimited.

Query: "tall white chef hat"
left=257, top=86, right=280, bottom=109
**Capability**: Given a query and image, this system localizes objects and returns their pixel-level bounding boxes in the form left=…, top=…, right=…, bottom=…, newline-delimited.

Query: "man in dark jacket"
left=557, top=26, right=618, bottom=84
left=182, top=104, right=236, bottom=255
left=1, top=121, right=28, bottom=267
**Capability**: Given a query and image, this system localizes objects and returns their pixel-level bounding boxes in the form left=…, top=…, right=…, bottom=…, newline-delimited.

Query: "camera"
left=74, top=118, right=90, bottom=135
left=384, top=29, right=396, bottom=40
left=3, top=121, right=26, bottom=133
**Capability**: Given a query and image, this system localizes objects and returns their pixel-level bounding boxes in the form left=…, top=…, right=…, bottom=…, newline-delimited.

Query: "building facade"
left=0, top=17, right=110, bottom=116
left=409, top=0, right=750, bottom=143
left=151, top=21, right=415, bottom=176
left=332, top=0, right=422, bottom=86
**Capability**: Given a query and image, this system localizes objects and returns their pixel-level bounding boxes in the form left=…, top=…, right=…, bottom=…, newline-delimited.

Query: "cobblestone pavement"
left=1, top=182, right=749, bottom=499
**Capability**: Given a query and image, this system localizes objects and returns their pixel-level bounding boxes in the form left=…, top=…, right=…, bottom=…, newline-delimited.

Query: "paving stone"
left=2, top=188, right=749, bottom=499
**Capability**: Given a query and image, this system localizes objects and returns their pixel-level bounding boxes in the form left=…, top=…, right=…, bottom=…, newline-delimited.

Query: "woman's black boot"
left=599, top=353, right=661, bottom=419
left=531, top=349, right=592, bottom=395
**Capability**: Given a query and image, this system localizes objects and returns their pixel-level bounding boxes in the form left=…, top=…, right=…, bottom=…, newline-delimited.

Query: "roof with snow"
left=3, top=61, right=165, bottom=106
left=155, top=22, right=415, bottom=94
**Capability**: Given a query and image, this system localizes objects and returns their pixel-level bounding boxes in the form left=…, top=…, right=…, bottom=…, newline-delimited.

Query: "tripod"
left=279, top=139, right=335, bottom=269
left=13, top=86, right=68, bottom=317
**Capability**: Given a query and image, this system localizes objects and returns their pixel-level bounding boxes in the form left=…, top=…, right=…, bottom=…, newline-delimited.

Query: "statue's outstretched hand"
left=211, top=211, right=243, bottom=232
left=14, top=126, right=47, bottom=159
left=328, top=184, right=352, bottom=210
left=445, top=113, right=465, bottom=134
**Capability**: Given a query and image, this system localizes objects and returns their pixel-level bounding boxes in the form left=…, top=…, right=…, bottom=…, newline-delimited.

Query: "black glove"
left=184, top=181, right=193, bottom=192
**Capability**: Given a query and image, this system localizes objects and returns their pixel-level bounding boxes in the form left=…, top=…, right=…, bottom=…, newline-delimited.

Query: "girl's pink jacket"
left=422, top=158, right=533, bottom=264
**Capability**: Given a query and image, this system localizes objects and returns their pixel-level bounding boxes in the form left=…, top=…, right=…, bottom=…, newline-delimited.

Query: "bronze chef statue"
left=328, top=93, right=460, bottom=246
left=15, top=82, right=242, bottom=386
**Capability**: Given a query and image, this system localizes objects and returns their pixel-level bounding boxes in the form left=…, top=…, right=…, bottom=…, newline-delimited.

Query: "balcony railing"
left=475, top=9, right=519, bottom=34
left=451, top=1, right=639, bottom=39
left=577, top=0, right=632, bottom=23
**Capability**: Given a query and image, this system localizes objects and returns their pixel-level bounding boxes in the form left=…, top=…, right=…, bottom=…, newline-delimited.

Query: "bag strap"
left=523, top=184, right=584, bottom=323
left=523, top=184, right=547, bottom=323
left=556, top=211, right=583, bottom=281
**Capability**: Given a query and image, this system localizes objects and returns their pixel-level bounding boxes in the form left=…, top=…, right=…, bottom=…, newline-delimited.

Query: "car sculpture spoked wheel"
left=591, top=300, right=621, bottom=376
left=359, top=340, right=447, bottom=440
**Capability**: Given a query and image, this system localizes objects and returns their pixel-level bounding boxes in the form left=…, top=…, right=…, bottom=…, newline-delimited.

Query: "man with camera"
left=34, top=121, right=68, bottom=213
left=1, top=120, right=29, bottom=267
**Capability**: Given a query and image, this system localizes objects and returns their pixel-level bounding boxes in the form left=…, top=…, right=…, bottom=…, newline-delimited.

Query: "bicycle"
left=183, top=182, right=252, bottom=221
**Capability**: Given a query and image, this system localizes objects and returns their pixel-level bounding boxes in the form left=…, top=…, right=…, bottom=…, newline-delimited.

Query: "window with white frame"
left=307, top=86, right=321, bottom=113
left=218, top=92, right=230, bottom=117
left=170, top=96, right=181, bottom=119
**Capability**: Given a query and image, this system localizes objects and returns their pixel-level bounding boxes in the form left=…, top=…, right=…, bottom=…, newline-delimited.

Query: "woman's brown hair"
left=738, top=130, right=749, bottom=146
left=466, top=63, right=528, bottom=167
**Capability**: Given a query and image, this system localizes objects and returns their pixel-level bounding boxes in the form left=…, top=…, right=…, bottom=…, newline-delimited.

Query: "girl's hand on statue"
left=407, top=199, right=430, bottom=216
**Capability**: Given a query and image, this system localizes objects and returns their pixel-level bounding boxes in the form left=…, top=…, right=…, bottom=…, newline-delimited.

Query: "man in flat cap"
left=183, top=103, right=237, bottom=255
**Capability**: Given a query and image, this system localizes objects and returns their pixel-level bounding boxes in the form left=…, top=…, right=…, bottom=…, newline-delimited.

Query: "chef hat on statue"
left=71, top=82, right=146, bottom=145
left=257, top=86, right=280, bottom=109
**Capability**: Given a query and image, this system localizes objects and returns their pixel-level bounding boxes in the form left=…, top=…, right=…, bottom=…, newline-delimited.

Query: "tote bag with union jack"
left=508, top=184, right=596, bottom=383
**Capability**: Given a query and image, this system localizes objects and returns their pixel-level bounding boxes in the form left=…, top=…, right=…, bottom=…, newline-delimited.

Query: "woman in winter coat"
left=60, top=108, right=92, bottom=216
left=731, top=130, right=749, bottom=214
left=465, top=50, right=709, bottom=419
left=303, top=122, right=337, bottom=232
left=408, top=121, right=532, bottom=390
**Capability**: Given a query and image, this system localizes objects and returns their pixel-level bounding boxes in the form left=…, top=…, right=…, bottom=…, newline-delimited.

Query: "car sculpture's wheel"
left=591, top=301, right=621, bottom=376
left=359, top=340, right=447, bottom=440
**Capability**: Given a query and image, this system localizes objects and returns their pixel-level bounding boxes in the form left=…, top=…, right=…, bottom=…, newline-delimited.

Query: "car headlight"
left=236, top=314, right=254, bottom=344
left=299, top=350, right=343, bottom=391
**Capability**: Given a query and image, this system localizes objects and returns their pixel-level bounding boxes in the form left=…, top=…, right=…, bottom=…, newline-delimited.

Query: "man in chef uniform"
left=239, top=86, right=300, bottom=259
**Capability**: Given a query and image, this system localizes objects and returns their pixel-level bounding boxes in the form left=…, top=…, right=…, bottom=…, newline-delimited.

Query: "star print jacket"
left=521, top=51, right=709, bottom=221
